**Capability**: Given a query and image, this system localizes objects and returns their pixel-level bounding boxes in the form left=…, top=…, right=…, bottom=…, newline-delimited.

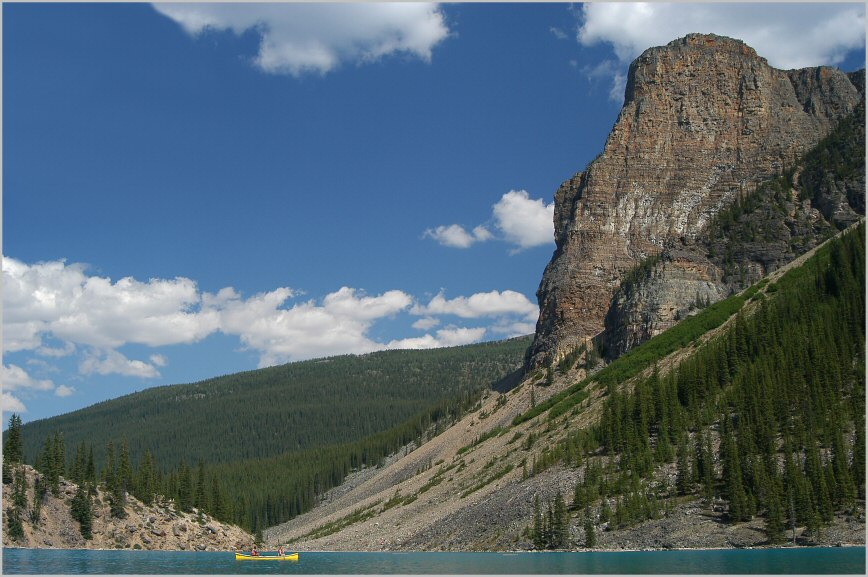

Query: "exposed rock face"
left=602, top=250, right=727, bottom=359
left=528, top=33, right=862, bottom=368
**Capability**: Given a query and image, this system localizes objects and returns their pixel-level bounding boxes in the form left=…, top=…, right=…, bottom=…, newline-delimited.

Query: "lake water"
left=2, top=547, right=865, bottom=574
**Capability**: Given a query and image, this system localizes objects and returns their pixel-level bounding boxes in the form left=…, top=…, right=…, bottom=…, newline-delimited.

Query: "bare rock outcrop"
left=528, top=33, right=862, bottom=368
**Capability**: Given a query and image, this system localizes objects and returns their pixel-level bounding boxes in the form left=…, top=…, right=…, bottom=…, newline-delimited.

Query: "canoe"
left=235, top=552, right=299, bottom=561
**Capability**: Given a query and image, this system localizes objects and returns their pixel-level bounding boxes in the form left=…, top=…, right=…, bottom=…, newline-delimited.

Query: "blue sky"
left=3, top=2, right=865, bottom=422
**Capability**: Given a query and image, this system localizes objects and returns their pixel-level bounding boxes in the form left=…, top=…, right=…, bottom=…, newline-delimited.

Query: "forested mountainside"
left=271, top=222, right=864, bottom=552
left=6, top=337, right=529, bottom=534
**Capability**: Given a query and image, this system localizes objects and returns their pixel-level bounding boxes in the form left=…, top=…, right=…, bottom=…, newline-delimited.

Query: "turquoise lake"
left=2, top=547, right=865, bottom=574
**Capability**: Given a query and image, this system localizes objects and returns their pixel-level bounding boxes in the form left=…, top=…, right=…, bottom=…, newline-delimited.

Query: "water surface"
left=3, top=547, right=865, bottom=574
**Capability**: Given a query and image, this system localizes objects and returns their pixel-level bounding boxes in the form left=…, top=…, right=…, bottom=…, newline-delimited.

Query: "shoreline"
left=4, top=543, right=864, bottom=553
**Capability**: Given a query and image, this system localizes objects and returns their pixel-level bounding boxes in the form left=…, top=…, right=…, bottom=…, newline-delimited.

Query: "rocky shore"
left=2, top=465, right=253, bottom=551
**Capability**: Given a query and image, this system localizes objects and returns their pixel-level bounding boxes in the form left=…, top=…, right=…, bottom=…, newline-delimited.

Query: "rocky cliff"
left=528, top=33, right=863, bottom=368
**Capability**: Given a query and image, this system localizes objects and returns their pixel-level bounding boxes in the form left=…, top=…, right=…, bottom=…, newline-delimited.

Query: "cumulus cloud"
left=387, top=326, right=487, bottom=350
left=4, top=256, right=538, bottom=380
left=80, top=349, right=163, bottom=379
left=55, top=385, right=75, bottom=398
left=1, top=392, right=27, bottom=415
left=2, top=364, right=56, bottom=392
left=578, top=3, right=867, bottom=100
left=152, top=3, right=450, bottom=76
left=2, top=257, right=217, bottom=352
left=412, top=317, right=441, bottom=331
left=414, top=289, right=537, bottom=320
left=1, top=363, right=74, bottom=410
left=425, top=190, right=554, bottom=252
left=423, top=224, right=493, bottom=249
left=204, top=285, right=414, bottom=367
left=492, top=190, right=556, bottom=253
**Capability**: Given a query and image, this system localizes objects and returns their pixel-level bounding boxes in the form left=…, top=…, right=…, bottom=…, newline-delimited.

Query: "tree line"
left=524, top=222, right=864, bottom=545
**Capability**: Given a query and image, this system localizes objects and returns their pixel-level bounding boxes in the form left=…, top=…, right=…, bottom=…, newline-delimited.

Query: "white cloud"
left=2, top=257, right=218, bottom=352
left=578, top=3, right=867, bottom=100
left=2, top=364, right=56, bottom=392
left=4, top=255, right=538, bottom=379
left=387, top=326, right=487, bottom=350
left=1, top=363, right=74, bottom=407
left=207, top=285, right=414, bottom=367
left=492, top=190, right=555, bottom=252
left=423, top=224, right=493, bottom=249
left=425, top=190, right=554, bottom=252
left=1, top=393, right=27, bottom=415
left=414, top=289, right=537, bottom=320
left=152, top=3, right=450, bottom=76
left=37, top=341, right=76, bottom=358
left=550, top=26, right=567, bottom=40
left=54, top=385, right=75, bottom=398
left=412, top=316, right=440, bottom=331
left=80, top=349, right=162, bottom=379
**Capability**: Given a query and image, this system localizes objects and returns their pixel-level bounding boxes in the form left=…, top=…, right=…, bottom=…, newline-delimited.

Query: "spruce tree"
left=30, top=474, right=44, bottom=525
left=676, top=435, right=693, bottom=496
left=71, top=483, right=94, bottom=539
left=3, top=414, right=24, bottom=484
left=584, top=518, right=596, bottom=548
left=177, top=462, right=193, bottom=512
left=195, top=460, right=208, bottom=512
left=137, top=450, right=155, bottom=505
left=118, top=440, right=134, bottom=497
left=553, top=491, right=569, bottom=548
left=532, top=495, right=544, bottom=549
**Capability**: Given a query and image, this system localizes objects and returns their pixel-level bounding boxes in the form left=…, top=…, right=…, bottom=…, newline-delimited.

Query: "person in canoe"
left=278, top=545, right=285, bottom=558
left=251, top=544, right=259, bottom=556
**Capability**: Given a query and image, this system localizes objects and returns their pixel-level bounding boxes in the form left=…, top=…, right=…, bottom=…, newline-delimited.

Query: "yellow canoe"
left=235, top=552, right=299, bottom=561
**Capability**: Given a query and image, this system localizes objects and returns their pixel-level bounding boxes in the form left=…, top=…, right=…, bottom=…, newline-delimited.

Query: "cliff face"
left=528, top=33, right=863, bottom=368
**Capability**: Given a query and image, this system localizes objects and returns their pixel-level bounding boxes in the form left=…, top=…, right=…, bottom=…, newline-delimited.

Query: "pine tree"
left=177, top=462, right=193, bottom=513
left=721, top=419, right=748, bottom=522
left=30, top=473, right=45, bottom=525
left=210, top=475, right=226, bottom=519
left=71, top=483, right=94, bottom=539
left=103, top=441, right=116, bottom=491
left=137, top=450, right=155, bottom=505
left=765, top=490, right=786, bottom=544
left=86, top=446, right=97, bottom=496
left=532, top=494, right=544, bottom=550
left=584, top=518, right=596, bottom=548
left=71, top=442, right=86, bottom=485
left=52, top=432, right=65, bottom=479
left=6, top=506, right=25, bottom=541
left=676, top=434, right=693, bottom=496
left=552, top=491, right=569, bottom=549
left=3, top=414, right=24, bottom=484
left=117, top=439, right=134, bottom=496
left=12, top=465, right=28, bottom=510
left=195, top=460, right=208, bottom=512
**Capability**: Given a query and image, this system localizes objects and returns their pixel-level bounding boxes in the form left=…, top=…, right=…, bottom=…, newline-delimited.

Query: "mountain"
left=4, top=33, right=864, bottom=553
left=9, top=337, right=530, bottom=532
left=16, top=337, right=530, bottom=470
left=267, top=220, right=865, bottom=552
left=266, top=34, right=865, bottom=551
left=528, top=34, right=863, bottom=369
